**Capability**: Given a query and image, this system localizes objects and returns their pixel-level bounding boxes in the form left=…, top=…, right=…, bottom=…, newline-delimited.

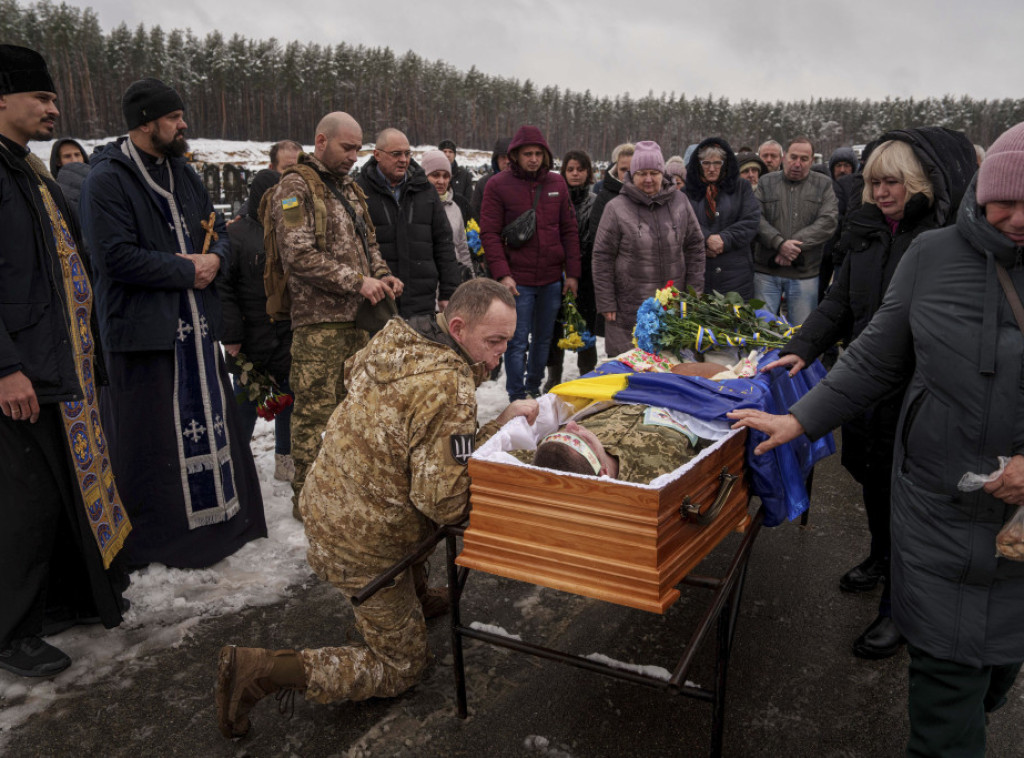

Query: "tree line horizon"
left=4, top=0, right=1023, bottom=161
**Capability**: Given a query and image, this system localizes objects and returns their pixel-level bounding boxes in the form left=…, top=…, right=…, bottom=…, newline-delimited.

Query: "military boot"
left=216, top=646, right=306, bottom=738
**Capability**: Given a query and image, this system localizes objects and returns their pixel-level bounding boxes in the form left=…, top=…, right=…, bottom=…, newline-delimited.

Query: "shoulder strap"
left=996, top=262, right=1024, bottom=337
left=313, top=168, right=375, bottom=271
left=531, top=183, right=542, bottom=209
left=282, top=163, right=329, bottom=252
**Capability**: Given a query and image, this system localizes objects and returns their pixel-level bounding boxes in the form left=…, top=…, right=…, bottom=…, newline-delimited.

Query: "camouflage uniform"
left=298, top=315, right=498, bottom=703
left=582, top=404, right=700, bottom=483
left=270, top=154, right=391, bottom=507
left=516, top=404, right=700, bottom=483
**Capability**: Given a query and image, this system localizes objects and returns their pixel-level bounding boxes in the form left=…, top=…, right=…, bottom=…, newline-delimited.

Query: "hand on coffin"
left=760, top=353, right=807, bottom=377
left=495, top=398, right=539, bottom=427
left=726, top=409, right=804, bottom=456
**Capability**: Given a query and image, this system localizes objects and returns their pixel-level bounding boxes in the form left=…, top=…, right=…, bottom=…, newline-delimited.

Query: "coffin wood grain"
left=458, top=429, right=751, bottom=613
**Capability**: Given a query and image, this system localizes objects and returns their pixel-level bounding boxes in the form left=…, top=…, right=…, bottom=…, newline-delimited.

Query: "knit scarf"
left=122, top=139, right=240, bottom=530
left=704, top=183, right=719, bottom=222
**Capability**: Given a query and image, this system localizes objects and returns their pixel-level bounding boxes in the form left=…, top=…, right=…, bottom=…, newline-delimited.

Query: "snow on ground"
left=0, top=342, right=598, bottom=740
left=30, top=138, right=494, bottom=173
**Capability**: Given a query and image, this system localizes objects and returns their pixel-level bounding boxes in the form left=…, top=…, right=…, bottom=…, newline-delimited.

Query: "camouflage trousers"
left=301, top=567, right=429, bottom=703
left=290, top=323, right=368, bottom=510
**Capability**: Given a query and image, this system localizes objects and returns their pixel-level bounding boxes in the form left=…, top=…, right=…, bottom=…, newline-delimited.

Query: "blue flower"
left=633, top=298, right=664, bottom=354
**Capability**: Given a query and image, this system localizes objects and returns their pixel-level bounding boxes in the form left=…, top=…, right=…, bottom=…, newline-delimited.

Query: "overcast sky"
left=77, top=0, right=1020, bottom=103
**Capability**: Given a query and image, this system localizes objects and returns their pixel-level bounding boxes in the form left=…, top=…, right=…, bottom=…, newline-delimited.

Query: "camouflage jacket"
left=300, top=314, right=498, bottom=589
left=269, top=154, right=391, bottom=328
left=579, top=404, right=700, bottom=484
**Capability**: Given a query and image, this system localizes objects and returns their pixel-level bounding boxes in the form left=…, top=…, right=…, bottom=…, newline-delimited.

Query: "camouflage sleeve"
left=407, top=372, right=478, bottom=525
left=366, top=233, right=391, bottom=280
left=271, top=176, right=364, bottom=295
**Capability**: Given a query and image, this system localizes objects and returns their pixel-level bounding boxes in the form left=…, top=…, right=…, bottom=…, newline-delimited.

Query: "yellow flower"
left=558, top=333, right=584, bottom=350
left=654, top=287, right=672, bottom=306
left=466, top=218, right=481, bottom=233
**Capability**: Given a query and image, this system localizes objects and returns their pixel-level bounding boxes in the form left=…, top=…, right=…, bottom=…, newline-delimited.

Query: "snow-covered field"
left=0, top=345, right=594, bottom=743
left=30, top=138, right=495, bottom=173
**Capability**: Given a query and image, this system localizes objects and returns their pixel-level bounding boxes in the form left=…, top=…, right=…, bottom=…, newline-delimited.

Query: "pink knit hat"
left=420, top=149, right=452, bottom=177
left=630, top=141, right=665, bottom=174
left=977, top=121, right=1024, bottom=205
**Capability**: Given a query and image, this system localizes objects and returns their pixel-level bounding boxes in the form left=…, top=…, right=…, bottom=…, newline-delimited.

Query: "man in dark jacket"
left=80, top=78, right=266, bottom=570
left=438, top=138, right=474, bottom=205
left=220, top=169, right=294, bottom=482
left=480, top=124, right=581, bottom=401
left=0, top=44, right=129, bottom=678
left=357, top=128, right=461, bottom=318
left=49, top=137, right=91, bottom=230
left=469, top=136, right=511, bottom=222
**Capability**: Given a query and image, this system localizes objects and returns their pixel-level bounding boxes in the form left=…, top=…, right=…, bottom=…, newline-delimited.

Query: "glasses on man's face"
left=380, top=150, right=411, bottom=159
left=701, top=160, right=724, bottom=169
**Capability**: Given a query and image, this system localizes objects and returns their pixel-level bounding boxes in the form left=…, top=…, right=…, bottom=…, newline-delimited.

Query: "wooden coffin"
left=457, top=428, right=751, bottom=614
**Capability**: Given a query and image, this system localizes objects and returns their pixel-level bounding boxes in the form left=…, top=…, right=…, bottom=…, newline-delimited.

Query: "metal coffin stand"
left=444, top=504, right=762, bottom=758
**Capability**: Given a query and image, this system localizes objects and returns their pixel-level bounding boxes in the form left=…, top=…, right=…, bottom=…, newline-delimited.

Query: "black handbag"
left=500, top=184, right=542, bottom=249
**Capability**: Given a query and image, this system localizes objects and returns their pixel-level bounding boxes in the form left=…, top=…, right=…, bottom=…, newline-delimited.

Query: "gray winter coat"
left=792, top=179, right=1024, bottom=667
left=754, top=170, right=838, bottom=279
left=592, top=178, right=706, bottom=320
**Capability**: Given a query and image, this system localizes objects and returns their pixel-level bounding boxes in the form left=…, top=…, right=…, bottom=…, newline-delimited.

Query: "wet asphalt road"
left=2, top=442, right=1023, bottom=758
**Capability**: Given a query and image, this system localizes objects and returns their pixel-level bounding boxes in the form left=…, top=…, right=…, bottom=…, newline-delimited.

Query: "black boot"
left=852, top=615, right=905, bottom=659
left=839, top=555, right=889, bottom=593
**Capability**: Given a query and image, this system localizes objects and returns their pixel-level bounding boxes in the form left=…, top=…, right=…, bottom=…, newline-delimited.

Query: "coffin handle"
left=680, top=467, right=739, bottom=526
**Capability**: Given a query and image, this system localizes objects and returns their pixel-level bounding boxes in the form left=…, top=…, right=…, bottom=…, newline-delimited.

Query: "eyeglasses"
left=379, top=150, right=411, bottom=159
left=701, top=160, right=724, bottom=168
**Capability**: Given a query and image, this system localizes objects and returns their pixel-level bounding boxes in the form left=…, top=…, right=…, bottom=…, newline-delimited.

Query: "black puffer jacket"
left=782, top=126, right=977, bottom=480
left=793, top=179, right=1024, bottom=667
left=357, top=158, right=460, bottom=318
left=684, top=137, right=760, bottom=299
left=450, top=160, right=475, bottom=205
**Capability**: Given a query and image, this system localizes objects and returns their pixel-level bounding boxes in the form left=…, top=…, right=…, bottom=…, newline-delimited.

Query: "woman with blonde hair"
left=760, top=128, right=978, bottom=660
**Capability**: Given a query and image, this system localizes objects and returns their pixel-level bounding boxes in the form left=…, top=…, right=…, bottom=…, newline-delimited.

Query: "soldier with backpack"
left=266, top=111, right=402, bottom=519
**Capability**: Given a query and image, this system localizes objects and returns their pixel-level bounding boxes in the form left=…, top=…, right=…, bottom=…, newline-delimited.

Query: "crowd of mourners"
left=4, top=42, right=1024, bottom=757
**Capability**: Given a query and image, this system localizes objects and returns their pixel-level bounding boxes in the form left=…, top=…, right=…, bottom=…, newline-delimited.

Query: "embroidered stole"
left=33, top=173, right=131, bottom=568
left=122, top=139, right=239, bottom=529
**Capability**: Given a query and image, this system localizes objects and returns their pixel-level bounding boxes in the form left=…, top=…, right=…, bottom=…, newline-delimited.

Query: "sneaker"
left=216, top=646, right=303, bottom=739
left=274, top=454, right=295, bottom=482
left=420, top=587, right=451, bottom=620
left=0, top=636, right=71, bottom=677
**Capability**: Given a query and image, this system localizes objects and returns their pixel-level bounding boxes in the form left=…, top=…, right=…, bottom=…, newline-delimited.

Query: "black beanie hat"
left=438, top=139, right=457, bottom=152
left=247, top=169, right=281, bottom=221
left=0, top=45, right=56, bottom=95
left=122, top=78, right=184, bottom=130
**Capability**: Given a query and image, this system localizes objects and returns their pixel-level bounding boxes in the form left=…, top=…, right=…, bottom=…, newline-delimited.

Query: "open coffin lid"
left=459, top=395, right=751, bottom=613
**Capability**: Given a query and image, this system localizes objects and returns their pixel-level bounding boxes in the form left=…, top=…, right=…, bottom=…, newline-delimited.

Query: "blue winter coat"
left=80, top=138, right=228, bottom=352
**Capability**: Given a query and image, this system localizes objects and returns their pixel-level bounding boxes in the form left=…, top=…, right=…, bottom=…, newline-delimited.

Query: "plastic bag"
left=958, top=456, right=1024, bottom=561
left=996, top=507, right=1024, bottom=561
left=957, top=456, right=1012, bottom=492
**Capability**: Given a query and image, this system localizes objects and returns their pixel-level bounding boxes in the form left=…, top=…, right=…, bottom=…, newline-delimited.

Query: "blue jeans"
left=754, top=273, right=819, bottom=326
left=506, top=281, right=562, bottom=401
left=233, top=376, right=292, bottom=455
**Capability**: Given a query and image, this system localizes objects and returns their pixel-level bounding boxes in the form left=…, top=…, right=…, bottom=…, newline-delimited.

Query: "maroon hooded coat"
left=479, top=125, right=581, bottom=286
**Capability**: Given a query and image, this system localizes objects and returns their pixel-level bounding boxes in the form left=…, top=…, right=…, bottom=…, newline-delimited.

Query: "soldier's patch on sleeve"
left=281, top=196, right=303, bottom=228
left=448, top=434, right=475, bottom=465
